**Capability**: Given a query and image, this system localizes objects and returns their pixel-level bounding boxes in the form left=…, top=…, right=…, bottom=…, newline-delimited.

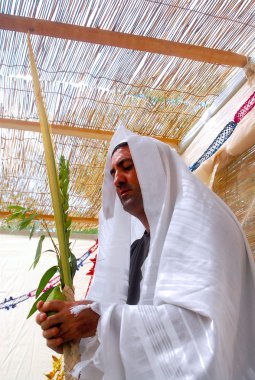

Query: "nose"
left=113, top=170, right=126, bottom=188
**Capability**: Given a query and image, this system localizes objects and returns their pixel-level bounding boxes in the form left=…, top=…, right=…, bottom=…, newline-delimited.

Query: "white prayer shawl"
left=72, top=126, right=255, bottom=380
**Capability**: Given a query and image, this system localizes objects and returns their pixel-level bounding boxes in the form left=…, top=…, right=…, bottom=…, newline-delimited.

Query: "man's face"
left=110, top=146, right=145, bottom=219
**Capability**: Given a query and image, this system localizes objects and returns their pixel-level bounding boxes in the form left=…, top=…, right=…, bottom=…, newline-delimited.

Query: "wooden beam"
left=0, top=118, right=113, bottom=141
left=0, top=13, right=247, bottom=67
left=0, top=211, right=98, bottom=224
left=0, top=118, right=180, bottom=146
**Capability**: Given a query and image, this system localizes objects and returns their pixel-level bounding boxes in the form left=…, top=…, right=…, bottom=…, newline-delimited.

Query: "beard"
left=118, top=189, right=144, bottom=218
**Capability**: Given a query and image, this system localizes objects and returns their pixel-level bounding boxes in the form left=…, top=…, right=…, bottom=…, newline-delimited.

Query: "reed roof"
left=0, top=0, right=254, bottom=231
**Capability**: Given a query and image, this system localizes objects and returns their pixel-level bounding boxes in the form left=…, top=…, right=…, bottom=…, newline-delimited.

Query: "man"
left=37, top=126, right=255, bottom=379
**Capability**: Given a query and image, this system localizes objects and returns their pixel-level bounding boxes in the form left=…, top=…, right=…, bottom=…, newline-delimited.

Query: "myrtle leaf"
left=36, top=266, right=58, bottom=298
left=65, top=218, right=72, bottom=229
left=69, top=251, right=77, bottom=280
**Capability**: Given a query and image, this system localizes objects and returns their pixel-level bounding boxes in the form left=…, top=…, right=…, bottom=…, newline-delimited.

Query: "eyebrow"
left=110, top=158, right=133, bottom=176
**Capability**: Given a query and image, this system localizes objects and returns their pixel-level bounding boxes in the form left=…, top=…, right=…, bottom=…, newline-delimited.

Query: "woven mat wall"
left=214, top=145, right=255, bottom=258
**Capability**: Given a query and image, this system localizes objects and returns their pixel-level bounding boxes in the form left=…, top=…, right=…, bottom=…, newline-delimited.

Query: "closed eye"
left=123, top=164, right=133, bottom=171
left=110, top=168, right=115, bottom=177
left=110, top=158, right=134, bottom=178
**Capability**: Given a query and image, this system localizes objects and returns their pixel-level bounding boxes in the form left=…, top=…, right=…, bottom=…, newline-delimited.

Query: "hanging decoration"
left=189, top=90, right=255, bottom=172
left=0, top=240, right=98, bottom=311
left=85, top=257, right=97, bottom=298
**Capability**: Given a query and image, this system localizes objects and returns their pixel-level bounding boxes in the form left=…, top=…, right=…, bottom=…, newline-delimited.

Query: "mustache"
left=117, top=184, right=132, bottom=192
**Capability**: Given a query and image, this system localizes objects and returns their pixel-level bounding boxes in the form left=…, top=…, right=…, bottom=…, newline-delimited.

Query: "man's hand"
left=36, top=299, right=100, bottom=354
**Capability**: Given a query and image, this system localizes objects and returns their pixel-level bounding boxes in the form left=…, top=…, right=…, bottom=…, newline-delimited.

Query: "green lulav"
left=27, top=33, right=72, bottom=289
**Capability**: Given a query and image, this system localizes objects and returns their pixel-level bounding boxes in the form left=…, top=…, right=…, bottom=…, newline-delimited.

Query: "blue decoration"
left=189, top=121, right=237, bottom=172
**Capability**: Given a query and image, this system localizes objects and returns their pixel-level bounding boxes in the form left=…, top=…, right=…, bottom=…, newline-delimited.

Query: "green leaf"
left=36, top=266, right=59, bottom=298
left=31, top=235, right=45, bottom=269
left=6, top=211, right=23, bottom=222
left=26, top=287, right=54, bottom=319
left=18, top=213, right=37, bottom=230
left=29, top=222, right=36, bottom=240
left=7, top=205, right=26, bottom=212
